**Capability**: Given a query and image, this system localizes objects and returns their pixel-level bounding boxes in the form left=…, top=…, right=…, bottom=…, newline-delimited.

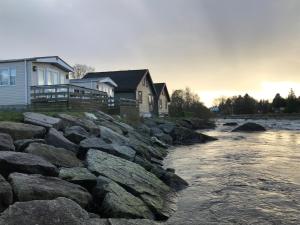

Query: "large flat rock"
left=0, top=122, right=46, bottom=140
left=0, top=197, right=89, bottom=225
left=0, top=151, right=58, bottom=177
left=45, top=128, right=79, bottom=154
left=25, top=143, right=83, bottom=168
left=93, top=176, right=154, bottom=219
left=0, top=133, right=15, bottom=151
left=0, top=175, right=13, bottom=212
left=23, top=112, right=63, bottom=129
left=9, top=173, right=92, bottom=208
left=86, top=150, right=176, bottom=219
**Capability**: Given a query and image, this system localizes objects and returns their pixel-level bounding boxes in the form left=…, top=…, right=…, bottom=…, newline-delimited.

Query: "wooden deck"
left=30, top=84, right=108, bottom=111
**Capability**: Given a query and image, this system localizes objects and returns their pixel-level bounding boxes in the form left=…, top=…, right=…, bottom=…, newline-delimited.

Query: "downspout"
left=24, top=60, right=28, bottom=105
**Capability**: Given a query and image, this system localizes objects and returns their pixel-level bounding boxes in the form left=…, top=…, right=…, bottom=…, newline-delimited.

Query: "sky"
left=0, top=0, right=300, bottom=106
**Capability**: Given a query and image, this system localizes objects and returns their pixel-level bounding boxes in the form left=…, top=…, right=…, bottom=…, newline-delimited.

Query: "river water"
left=164, top=119, right=300, bottom=225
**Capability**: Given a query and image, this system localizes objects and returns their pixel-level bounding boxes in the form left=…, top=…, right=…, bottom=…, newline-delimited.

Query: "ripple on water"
left=164, top=119, right=300, bottom=225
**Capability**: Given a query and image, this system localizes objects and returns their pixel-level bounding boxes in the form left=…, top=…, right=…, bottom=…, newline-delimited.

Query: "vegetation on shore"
left=169, top=87, right=213, bottom=119
left=214, top=89, right=300, bottom=115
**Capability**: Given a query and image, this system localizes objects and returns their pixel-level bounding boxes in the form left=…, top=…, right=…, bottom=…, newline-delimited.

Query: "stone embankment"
left=0, top=111, right=216, bottom=225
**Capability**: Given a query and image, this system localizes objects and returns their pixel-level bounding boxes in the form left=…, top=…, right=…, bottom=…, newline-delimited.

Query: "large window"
left=0, top=68, right=16, bottom=86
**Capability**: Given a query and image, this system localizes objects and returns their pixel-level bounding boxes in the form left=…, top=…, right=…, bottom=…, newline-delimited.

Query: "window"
left=148, top=94, right=154, bottom=111
left=159, top=99, right=163, bottom=109
left=37, top=69, right=45, bottom=85
left=60, top=74, right=65, bottom=84
left=46, top=70, right=60, bottom=85
left=138, top=91, right=143, bottom=103
left=0, top=68, right=16, bottom=86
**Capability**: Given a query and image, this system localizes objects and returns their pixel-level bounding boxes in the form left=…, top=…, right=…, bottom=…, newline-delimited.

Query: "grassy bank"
left=0, top=111, right=85, bottom=122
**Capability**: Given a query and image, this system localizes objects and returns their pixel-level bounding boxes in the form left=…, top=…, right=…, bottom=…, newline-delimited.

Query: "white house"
left=69, top=77, right=117, bottom=98
left=0, top=56, right=73, bottom=107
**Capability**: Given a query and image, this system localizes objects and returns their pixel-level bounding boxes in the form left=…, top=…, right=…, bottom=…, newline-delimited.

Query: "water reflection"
left=164, top=119, right=300, bottom=225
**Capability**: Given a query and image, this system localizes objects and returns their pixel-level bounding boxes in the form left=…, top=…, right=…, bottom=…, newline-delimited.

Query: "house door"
left=148, top=94, right=154, bottom=112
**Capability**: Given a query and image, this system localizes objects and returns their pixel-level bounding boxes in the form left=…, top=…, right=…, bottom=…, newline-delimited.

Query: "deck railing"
left=30, top=84, right=108, bottom=109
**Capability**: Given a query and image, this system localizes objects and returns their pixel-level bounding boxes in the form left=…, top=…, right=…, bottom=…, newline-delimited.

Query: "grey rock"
left=232, top=122, right=266, bottom=132
left=58, top=113, right=100, bottom=136
left=99, top=126, right=129, bottom=145
left=154, top=133, right=173, bottom=145
left=88, top=218, right=110, bottom=225
left=223, top=122, right=238, bottom=126
left=25, top=143, right=83, bottom=168
left=0, top=151, right=58, bottom=177
left=45, top=128, right=79, bottom=154
left=151, top=137, right=168, bottom=149
left=108, top=218, right=160, bottom=225
left=158, top=123, right=175, bottom=134
left=14, top=139, right=46, bottom=152
left=93, top=176, right=154, bottom=219
left=150, top=127, right=164, bottom=136
left=9, top=173, right=92, bottom=208
left=0, top=175, right=13, bottom=212
left=23, top=112, right=62, bottom=129
left=95, top=110, right=114, bottom=122
left=65, top=126, right=90, bottom=144
left=171, top=126, right=217, bottom=145
left=0, top=133, right=15, bottom=151
left=59, top=167, right=97, bottom=190
left=0, top=122, right=46, bottom=140
left=86, top=150, right=176, bottom=219
left=0, top=197, right=90, bottom=225
left=137, top=124, right=151, bottom=136
left=97, top=121, right=124, bottom=136
left=84, top=112, right=98, bottom=121
left=80, top=137, right=108, bottom=150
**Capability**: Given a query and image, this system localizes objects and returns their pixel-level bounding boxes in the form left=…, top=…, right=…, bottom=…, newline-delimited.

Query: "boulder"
left=59, top=167, right=97, bottom=190
left=99, top=126, right=129, bottom=145
left=84, top=112, right=98, bottom=121
left=153, top=132, right=173, bottom=145
left=80, top=137, right=108, bottom=150
left=0, top=175, right=13, bottom=212
left=95, top=110, right=114, bottom=122
left=86, top=150, right=176, bottom=219
left=170, top=126, right=217, bottom=145
left=9, top=173, right=92, bottom=208
left=0, top=151, right=58, bottom=177
left=58, top=113, right=100, bottom=136
left=24, top=143, right=83, bottom=168
left=0, top=197, right=90, bottom=225
left=108, top=219, right=160, bottom=225
left=136, top=124, right=151, bottom=136
left=23, top=112, right=62, bottom=129
left=150, top=127, right=164, bottom=136
left=88, top=218, right=110, bottom=225
left=65, top=126, right=90, bottom=144
left=0, top=133, right=15, bottom=151
left=158, top=123, right=175, bottom=134
left=143, top=119, right=157, bottom=128
left=232, top=122, right=266, bottom=132
left=14, top=139, right=46, bottom=152
left=93, top=176, right=154, bottom=219
left=223, top=122, right=238, bottom=126
left=151, top=137, right=168, bottom=149
left=45, top=128, right=79, bottom=154
left=0, top=122, right=46, bottom=140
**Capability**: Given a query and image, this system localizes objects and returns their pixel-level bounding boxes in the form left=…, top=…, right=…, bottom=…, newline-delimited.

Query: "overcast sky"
left=1, top=0, right=300, bottom=106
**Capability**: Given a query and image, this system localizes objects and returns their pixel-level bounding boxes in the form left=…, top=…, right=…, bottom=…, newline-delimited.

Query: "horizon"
left=1, top=0, right=300, bottom=107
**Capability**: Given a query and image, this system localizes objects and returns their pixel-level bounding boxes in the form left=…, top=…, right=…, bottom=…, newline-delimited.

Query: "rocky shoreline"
left=0, top=111, right=216, bottom=225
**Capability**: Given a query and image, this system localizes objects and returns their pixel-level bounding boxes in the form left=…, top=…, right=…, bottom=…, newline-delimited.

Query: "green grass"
left=0, top=110, right=86, bottom=122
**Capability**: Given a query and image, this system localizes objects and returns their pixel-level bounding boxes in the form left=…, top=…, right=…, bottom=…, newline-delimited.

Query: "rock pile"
left=0, top=111, right=216, bottom=223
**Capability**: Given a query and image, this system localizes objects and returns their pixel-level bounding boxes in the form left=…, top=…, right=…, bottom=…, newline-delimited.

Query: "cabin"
left=0, top=56, right=73, bottom=107
left=154, top=83, right=171, bottom=117
left=69, top=77, right=117, bottom=98
left=83, top=69, right=157, bottom=117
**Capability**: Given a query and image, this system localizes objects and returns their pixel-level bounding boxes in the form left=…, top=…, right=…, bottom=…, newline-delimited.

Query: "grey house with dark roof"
left=154, top=83, right=171, bottom=117
left=84, top=69, right=157, bottom=117
left=0, top=56, right=73, bottom=107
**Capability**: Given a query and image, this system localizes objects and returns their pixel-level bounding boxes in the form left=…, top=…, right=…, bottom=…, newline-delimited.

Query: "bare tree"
left=71, top=64, right=95, bottom=79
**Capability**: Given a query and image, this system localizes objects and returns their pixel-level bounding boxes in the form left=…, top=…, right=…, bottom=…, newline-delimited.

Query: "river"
left=164, top=119, right=300, bottom=225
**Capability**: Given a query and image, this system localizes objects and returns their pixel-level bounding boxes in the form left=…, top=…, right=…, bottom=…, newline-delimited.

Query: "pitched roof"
left=154, top=83, right=171, bottom=102
left=83, top=69, right=156, bottom=94
left=0, top=56, right=73, bottom=72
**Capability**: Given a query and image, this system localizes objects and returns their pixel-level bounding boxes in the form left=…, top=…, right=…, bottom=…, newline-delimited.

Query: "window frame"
left=138, top=91, right=143, bottom=104
left=0, top=67, right=17, bottom=86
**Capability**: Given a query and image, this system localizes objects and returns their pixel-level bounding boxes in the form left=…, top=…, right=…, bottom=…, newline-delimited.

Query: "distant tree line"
left=169, top=87, right=213, bottom=118
left=214, top=89, right=300, bottom=115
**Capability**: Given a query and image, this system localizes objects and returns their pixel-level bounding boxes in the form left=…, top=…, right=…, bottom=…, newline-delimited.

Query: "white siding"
left=69, top=80, right=114, bottom=97
left=0, top=61, right=27, bottom=106
left=136, top=76, right=154, bottom=116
